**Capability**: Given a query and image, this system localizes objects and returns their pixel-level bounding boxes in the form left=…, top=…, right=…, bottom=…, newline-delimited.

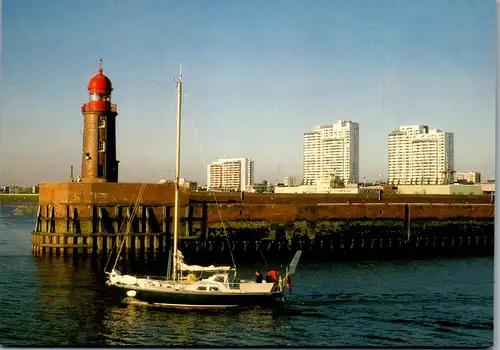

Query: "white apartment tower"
left=303, top=120, right=359, bottom=185
left=207, top=158, right=255, bottom=191
left=388, top=125, right=454, bottom=185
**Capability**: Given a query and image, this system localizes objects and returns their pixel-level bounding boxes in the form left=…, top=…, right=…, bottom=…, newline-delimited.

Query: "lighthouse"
left=80, top=61, right=119, bottom=182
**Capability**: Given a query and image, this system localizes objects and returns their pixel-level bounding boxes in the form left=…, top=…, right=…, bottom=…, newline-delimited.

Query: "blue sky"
left=0, top=0, right=495, bottom=185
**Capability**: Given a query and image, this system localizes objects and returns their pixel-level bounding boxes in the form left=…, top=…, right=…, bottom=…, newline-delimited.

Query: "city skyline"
left=0, top=0, right=495, bottom=186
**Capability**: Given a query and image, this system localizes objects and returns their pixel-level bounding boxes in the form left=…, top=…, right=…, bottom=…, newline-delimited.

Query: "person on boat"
left=266, top=269, right=279, bottom=282
left=266, top=269, right=280, bottom=291
left=255, top=270, right=263, bottom=283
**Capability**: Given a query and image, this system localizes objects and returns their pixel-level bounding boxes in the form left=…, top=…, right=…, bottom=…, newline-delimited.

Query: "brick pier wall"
left=30, top=183, right=495, bottom=260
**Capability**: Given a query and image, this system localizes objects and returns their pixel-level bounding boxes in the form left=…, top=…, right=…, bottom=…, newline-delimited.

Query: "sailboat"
left=105, top=70, right=302, bottom=309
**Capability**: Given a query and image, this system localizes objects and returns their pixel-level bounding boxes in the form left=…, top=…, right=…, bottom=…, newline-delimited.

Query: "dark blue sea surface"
left=0, top=204, right=493, bottom=347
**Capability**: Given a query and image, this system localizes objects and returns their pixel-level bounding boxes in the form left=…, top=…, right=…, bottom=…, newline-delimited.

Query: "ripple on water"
left=0, top=210, right=493, bottom=347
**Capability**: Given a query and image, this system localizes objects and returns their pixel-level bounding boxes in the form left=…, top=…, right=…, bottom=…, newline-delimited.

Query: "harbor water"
left=0, top=204, right=493, bottom=347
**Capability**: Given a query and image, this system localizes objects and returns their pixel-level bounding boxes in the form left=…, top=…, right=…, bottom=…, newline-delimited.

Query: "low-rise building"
left=157, top=178, right=197, bottom=192
left=283, top=176, right=297, bottom=187
left=455, top=171, right=481, bottom=184
left=395, top=184, right=484, bottom=195
left=274, top=179, right=359, bottom=194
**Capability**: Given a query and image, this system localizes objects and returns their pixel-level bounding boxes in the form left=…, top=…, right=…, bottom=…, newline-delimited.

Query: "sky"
left=0, top=0, right=496, bottom=186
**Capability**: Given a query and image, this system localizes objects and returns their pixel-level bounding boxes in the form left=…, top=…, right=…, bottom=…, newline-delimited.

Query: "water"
left=0, top=204, right=493, bottom=347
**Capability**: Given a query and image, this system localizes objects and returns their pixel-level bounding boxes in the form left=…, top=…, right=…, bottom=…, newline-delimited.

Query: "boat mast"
left=172, top=65, right=182, bottom=281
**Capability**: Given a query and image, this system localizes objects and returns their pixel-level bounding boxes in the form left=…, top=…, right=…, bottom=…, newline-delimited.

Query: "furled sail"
left=175, top=250, right=232, bottom=272
left=180, top=263, right=232, bottom=272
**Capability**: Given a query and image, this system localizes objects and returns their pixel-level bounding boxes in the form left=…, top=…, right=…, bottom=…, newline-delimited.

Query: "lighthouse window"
left=98, top=117, right=106, bottom=128
left=90, top=94, right=100, bottom=101
left=98, top=141, right=106, bottom=152
left=98, top=165, right=104, bottom=177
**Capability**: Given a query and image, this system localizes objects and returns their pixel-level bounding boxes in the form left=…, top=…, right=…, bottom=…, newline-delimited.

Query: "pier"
left=31, top=182, right=494, bottom=262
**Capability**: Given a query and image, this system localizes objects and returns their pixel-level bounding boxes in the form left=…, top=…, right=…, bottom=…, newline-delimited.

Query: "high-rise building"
left=207, top=158, right=255, bottom=191
left=388, top=125, right=454, bottom=185
left=302, top=121, right=359, bottom=185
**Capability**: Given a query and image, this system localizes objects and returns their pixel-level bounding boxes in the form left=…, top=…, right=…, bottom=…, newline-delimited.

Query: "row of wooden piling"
left=31, top=232, right=171, bottom=257
left=34, top=204, right=208, bottom=237
left=31, top=231, right=494, bottom=258
left=30, top=202, right=494, bottom=259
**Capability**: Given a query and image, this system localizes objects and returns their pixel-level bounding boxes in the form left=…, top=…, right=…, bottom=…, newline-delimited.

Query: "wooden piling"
left=154, top=235, right=159, bottom=255
left=285, top=222, right=294, bottom=242
left=115, top=205, right=121, bottom=232
left=186, top=205, right=194, bottom=236
left=404, top=203, right=411, bottom=241
left=98, top=207, right=103, bottom=233
left=200, top=203, right=208, bottom=240
left=268, top=223, right=277, bottom=240
left=35, top=205, right=41, bottom=232
left=126, top=235, right=132, bottom=256
left=65, top=206, right=70, bottom=232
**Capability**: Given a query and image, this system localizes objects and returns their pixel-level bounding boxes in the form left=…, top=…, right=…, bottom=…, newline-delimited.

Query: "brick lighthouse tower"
left=80, top=60, right=119, bottom=182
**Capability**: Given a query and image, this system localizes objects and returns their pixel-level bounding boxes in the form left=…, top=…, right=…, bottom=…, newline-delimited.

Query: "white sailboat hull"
left=107, top=270, right=284, bottom=309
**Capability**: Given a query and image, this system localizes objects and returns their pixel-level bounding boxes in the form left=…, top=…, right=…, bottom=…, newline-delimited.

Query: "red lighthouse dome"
left=88, top=66, right=112, bottom=94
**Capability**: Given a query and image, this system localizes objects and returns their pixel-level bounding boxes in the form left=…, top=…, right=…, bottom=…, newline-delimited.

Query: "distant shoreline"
left=0, top=194, right=39, bottom=204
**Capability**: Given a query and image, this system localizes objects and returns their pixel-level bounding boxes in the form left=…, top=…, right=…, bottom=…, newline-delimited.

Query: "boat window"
left=197, top=286, right=207, bottom=291
left=209, top=287, right=219, bottom=291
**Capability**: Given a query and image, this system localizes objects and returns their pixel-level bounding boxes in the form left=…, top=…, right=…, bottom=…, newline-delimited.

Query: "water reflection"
left=32, top=256, right=110, bottom=345
left=100, top=291, right=286, bottom=346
